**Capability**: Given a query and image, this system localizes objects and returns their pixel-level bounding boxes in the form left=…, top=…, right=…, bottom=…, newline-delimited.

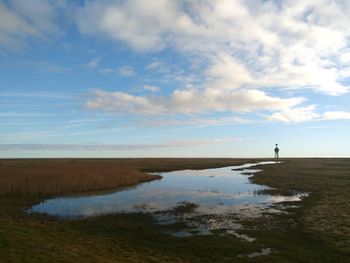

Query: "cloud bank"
left=0, top=0, right=66, bottom=50
left=76, top=0, right=350, bottom=96
left=86, top=88, right=304, bottom=115
left=76, top=0, right=350, bottom=123
left=2, top=0, right=350, bottom=124
left=0, top=137, right=239, bottom=151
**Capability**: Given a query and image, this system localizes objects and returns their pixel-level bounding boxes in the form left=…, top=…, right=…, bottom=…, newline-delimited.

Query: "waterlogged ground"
left=29, top=161, right=306, bottom=241
left=2, top=159, right=349, bottom=262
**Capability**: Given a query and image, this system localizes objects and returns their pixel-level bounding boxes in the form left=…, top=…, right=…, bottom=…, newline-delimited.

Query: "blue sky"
left=1, top=0, right=350, bottom=158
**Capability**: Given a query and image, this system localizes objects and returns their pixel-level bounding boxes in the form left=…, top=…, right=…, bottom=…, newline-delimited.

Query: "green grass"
left=251, top=158, right=350, bottom=254
left=0, top=158, right=349, bottom=262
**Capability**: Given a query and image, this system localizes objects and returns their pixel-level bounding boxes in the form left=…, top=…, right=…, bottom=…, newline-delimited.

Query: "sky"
left=1, top=0, right=350, bottom=158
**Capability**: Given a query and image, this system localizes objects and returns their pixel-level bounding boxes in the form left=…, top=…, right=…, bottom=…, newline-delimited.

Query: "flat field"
left=0, top=158, right=349, bottom=262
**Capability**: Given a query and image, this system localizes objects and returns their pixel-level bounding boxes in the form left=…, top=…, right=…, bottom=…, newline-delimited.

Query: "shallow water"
left=28, top=161, right=304, bottom=218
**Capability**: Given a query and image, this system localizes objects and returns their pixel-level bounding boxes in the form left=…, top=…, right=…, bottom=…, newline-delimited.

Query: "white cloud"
left=267, top=109, right=350, bottom=123
left=205, top=54, right=253, bottom=90
left=145, top=60, right=163, bottom=70
left=339, top=51, right=350, bottom=64
left=76, top=0, right=350, bottom=96
left=323, top=111, right=350, bottom=120
left=76, top=0, right=179, bottom=51
left=3, top=0, right=350, bottom=125
left=143, top=85, right=160, bottom=92
left=267, top=105, right=320, bottom=123
left=86, top=88, right=304, bottom=115
left=0, top=0, right=64, bottom=50
left=140, top=116, right=252, bottom=128
left=86, top=89, right=165, bottom=115
left=117, top=65, right=135, bottom=76
left=171, top=88, right=303, bottom=114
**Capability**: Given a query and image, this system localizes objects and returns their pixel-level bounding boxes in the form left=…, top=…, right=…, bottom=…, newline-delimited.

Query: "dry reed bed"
left=0, top=158, right=252, bottom=195
left=0, top=159, right=160, bottom=195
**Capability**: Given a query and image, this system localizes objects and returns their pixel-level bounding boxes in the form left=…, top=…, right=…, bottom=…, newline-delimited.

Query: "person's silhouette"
left=274, top=144, right=279, bottom=158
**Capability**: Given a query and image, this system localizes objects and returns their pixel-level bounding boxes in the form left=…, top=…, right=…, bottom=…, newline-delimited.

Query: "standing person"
left=274, top=144, right=279, bottom=158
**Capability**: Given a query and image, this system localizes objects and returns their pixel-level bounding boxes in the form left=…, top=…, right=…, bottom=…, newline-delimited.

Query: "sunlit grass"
left=0, top=158, right=253, bottom=195
left=0, top=159, right=160, bottom=195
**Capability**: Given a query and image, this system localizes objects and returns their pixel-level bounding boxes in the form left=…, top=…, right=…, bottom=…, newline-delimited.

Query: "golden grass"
left=0, top=158, right=251, bottom=195
left=0, top=159, right=160, bottom=195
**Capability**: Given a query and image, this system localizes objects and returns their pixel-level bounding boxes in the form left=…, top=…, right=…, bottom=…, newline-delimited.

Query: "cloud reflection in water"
left=28, top=161, right=305, bottom=218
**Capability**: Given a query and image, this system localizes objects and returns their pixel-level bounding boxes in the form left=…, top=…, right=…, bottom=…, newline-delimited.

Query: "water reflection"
left=28, top=161, right=305, bottom=219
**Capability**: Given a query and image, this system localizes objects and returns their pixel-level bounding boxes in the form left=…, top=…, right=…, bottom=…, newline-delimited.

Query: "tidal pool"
left=28, top=161, right=305, bottom=219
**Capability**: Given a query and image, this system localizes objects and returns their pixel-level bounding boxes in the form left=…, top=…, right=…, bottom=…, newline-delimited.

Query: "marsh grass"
left=251, top=158, right=350, bottom=254
left=0, top=159, right=160, bottom=195
left=1, top=158, right=349, bottom=262
left=0, top=158, right=251, bottom=195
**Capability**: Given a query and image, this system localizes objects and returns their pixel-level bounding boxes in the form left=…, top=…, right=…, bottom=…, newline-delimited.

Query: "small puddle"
left=239, top=248, right=272, bottom=258
left=28, top=161, right=307, bottom=238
